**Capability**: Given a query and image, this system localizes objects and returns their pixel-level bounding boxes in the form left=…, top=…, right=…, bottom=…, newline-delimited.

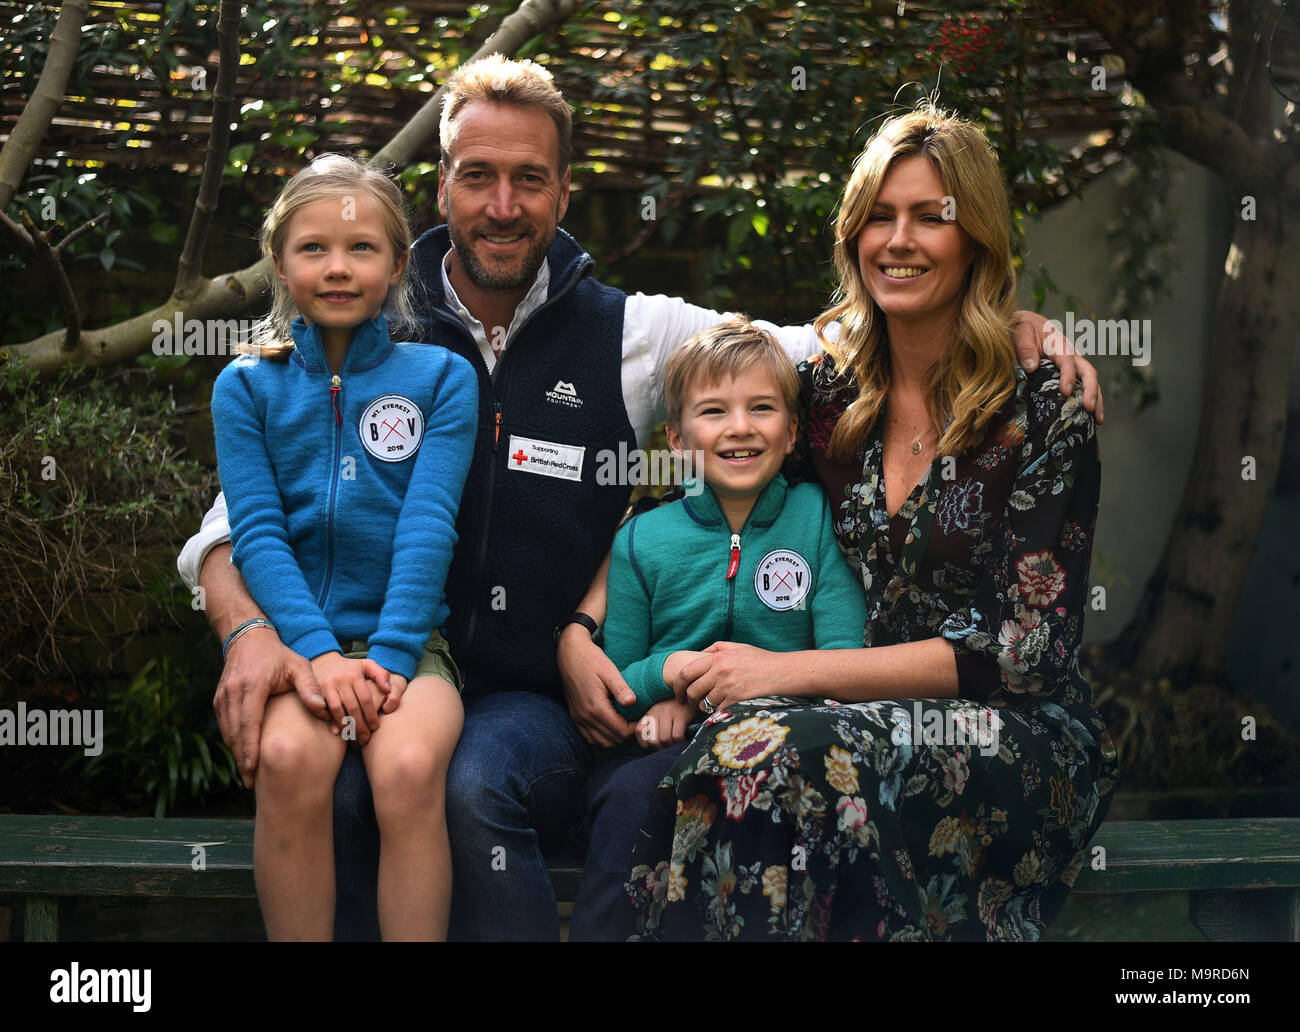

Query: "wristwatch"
left=554, top=611, right=601, bottom=646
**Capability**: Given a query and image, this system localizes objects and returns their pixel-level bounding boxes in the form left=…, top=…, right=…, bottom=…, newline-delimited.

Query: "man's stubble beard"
left=446, top=195, right=558, bottom=291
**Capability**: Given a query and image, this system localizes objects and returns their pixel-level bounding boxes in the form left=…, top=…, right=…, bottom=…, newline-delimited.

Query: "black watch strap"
left=554, top=611, right=600, bottom=645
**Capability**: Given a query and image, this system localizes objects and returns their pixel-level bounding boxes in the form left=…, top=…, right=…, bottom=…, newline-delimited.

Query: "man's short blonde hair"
left=439, top=54, right=573, bottom=172
left=663, top=318, right=800, bottom=430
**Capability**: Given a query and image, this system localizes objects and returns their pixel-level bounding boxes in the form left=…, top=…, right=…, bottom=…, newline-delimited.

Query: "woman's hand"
left=310, top=652, right=389, bottom=744
left=679, top=642, right=801, bottom=713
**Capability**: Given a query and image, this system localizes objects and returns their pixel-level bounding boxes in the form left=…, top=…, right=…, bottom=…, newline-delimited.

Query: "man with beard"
left=179, top=54, right=1101, bottom=940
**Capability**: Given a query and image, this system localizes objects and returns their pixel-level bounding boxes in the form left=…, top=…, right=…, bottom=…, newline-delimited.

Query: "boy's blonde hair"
left=663, top=318, right=799, bottom=430
left=249, top=153, right=415, bottom=359
left=439, top=54, right=573, bottom=173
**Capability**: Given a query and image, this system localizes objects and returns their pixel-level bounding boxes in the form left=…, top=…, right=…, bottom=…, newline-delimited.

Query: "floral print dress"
left=623, top=353, right=1119, bottom=941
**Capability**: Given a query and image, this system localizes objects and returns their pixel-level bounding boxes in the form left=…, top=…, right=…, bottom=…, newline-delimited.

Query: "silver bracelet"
left=222, top=617, right=276, bottom=660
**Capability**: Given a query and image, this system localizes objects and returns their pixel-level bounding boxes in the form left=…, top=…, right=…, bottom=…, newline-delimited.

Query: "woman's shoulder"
left=1019, top=360, right=1096, bottom=445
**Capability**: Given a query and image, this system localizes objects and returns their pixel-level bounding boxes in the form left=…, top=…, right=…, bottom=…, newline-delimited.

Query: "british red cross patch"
left=359, top=395, right=424, bottom=463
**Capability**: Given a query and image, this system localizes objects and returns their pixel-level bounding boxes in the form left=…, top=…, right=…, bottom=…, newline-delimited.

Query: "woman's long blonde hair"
left=815, top=106, right=1017, bottom=462
left=247, top=153, right=415, bottom=359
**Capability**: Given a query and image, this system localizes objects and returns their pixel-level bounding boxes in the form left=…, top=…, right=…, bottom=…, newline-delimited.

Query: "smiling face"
left=667, top=364, right=797, bottom=526
left=856, top=154, right=976, bottom=328
left=274, top=191, right=406, bottom=333
left=438, top=100, right=571, bottom=293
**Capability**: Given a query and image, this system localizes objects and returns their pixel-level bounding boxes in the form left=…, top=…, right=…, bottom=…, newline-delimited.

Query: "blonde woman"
left=623, top=107, right=1118, bottom=941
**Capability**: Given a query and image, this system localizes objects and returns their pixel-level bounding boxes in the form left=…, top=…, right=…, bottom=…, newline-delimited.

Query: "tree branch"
left=173, top=0, right=241, bottom=299
left=375, top=0, right=577, bottom=168
left=7, top=0, right=579, bottom=375
left=0, top=0, right=90, bottom=212
left=601, top=182, right=705, bottom=264
left=10, top=211, right=87, bottom=353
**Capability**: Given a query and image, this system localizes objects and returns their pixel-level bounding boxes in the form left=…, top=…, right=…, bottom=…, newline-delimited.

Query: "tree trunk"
left=1114, top=175, right=1300, bottom=678
left=0, top=0, right=89, bottom=212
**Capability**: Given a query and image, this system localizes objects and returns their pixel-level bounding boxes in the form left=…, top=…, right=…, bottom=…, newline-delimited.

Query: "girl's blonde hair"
left=248, top=153, right=415, bottom=359
left=815, top=106, right=1018, bottom=462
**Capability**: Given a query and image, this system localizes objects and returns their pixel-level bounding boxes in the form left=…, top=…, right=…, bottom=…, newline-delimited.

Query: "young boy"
left=602, top=318, right=869, bottom=749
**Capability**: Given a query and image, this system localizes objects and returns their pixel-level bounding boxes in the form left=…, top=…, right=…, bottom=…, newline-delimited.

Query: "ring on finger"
left=701, top=697, right=716, bottom=715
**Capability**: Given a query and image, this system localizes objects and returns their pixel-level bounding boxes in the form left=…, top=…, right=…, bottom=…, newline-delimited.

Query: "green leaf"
left=751, top=212, right=770, bottom=237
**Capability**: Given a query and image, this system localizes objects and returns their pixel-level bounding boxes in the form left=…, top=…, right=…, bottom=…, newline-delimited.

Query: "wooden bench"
left=1, top=814, right=1297, bottom=941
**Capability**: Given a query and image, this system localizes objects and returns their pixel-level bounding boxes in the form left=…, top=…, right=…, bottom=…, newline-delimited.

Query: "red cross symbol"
left=380, top=418, right=406, bottom=441
left=772, top=570, right=795, bottom=592
left=512, top=449, right=528, bottom=466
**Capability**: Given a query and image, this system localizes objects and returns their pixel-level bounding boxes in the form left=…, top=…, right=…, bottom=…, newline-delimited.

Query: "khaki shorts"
left=340, top=627, right=463, bottom=693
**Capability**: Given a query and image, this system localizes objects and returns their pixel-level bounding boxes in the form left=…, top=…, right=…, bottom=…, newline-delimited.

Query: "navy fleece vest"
left=409, top=226, right=632, bottom=698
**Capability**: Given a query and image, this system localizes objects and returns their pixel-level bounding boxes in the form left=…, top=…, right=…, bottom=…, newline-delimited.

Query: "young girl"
left=211, top=153, right=478, bottom=940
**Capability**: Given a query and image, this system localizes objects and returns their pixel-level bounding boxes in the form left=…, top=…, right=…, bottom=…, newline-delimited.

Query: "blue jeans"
left=568, top=742, right=687, bottom=942
left=332, top=691, right=589, bottom=941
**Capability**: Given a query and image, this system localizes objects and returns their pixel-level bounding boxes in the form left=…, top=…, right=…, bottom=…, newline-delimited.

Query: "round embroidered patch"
left=359, top=395, right=424, bottom=462
left=754, top=549, right=812, bottom=611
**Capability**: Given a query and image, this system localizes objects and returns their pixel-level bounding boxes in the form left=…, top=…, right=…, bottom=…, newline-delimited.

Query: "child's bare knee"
left=370, top=746, right=446, bottom=819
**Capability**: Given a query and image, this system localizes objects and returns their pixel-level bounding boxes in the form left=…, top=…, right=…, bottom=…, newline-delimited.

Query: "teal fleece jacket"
left=605, top=474, right=868, bottom=721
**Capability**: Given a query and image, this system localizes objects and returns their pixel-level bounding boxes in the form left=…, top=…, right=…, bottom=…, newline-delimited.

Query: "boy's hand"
left=636, top=698, right=697, bottom=750
left=663, top=651, right=706, bottom=699
left=311, top=652, right=389, bottom=744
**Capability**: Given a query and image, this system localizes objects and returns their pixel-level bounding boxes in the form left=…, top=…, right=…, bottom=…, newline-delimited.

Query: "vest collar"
left=410, top=224, right=594, bottom=312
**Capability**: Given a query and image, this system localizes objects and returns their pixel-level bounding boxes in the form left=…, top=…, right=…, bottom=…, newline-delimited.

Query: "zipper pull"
left=329, top=375, right=342, bottom=426
left=493, top=401, right=502, bottom=450
left=726, top=533, right=740, bottom=580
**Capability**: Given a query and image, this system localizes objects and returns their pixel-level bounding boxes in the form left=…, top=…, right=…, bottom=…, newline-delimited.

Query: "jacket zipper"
left=318, top=373, right=343, bottom=609
left=724, top=532, right=740, bottom=639
left=446, top=255, right=594, bottom=662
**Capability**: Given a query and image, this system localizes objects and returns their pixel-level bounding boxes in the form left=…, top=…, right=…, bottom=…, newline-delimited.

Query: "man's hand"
left=557, top=623, right=637, bottom=748
left=311, top=652, right=390, bottom=745
left=1012, top=309, right=1104, bottom=424
left=635, top=698, right=697, bottom=750
left=214, top=626, right=323, bottom=789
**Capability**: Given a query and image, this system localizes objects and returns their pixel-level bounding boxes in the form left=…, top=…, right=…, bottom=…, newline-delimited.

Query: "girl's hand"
left=636, top=698, right=697, bottom=750
left=311, top=652, right=389, bottom=744
left=380, top=672, right=407, bottom=715
left=680, top=642, right=798, bottom=713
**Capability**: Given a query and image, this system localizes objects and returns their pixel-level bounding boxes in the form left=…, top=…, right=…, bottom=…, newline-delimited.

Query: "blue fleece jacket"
left=211, top=315, right=478, bottom=680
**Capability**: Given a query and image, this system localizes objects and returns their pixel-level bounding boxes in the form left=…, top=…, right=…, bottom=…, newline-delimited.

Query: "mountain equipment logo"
left=545, top=380, right=583, bottom=409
